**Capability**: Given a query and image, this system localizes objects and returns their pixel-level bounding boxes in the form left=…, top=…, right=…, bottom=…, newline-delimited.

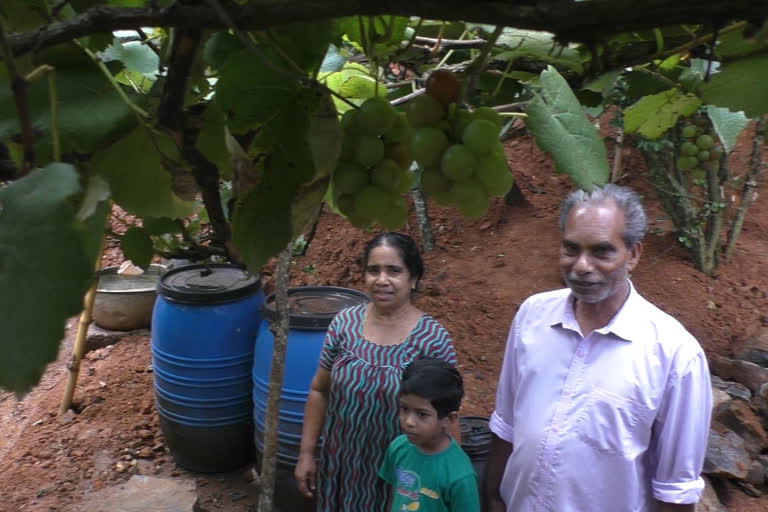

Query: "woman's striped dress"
left=317, top=304, right=457, bottom=511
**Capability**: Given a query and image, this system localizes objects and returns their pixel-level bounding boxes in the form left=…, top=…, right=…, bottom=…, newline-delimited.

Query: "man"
left=484, top=185, right=712, bottom=512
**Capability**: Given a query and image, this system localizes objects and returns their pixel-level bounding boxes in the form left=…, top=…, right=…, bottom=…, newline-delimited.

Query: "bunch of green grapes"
left=332, top=97, right=415, bottom=229
left=675, top=118, right=724, bottom=180
left=408, top=70, right=515, bottom=218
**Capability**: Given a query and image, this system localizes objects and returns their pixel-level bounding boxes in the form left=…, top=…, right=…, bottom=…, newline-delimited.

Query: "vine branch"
left=8, top=2, right=766, bottom=58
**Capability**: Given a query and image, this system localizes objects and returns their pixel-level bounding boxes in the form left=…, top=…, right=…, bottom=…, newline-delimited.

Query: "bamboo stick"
left=59, top=225, right=108, bottom=415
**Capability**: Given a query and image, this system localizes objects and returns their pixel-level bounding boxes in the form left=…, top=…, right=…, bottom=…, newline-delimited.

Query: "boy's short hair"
left=400, top=357, right=464, bottom=419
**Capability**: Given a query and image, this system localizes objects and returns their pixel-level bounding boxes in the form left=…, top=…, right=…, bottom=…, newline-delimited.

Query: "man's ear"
left=443, top=411, right=459, bottom=424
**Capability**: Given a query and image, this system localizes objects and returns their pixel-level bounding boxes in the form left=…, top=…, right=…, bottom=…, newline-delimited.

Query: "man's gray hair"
left=559, top=184, right=648, bottom=248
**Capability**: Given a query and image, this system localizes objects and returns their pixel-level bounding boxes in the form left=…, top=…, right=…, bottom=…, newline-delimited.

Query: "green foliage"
left=706, top=106, right=749, bottom=154
left=701, top=56, right=768, bottom=117
left=624, top=89, right=701, bottom=139
left=525, top=66, right=610, bottom=191
left=121, top=226, right=153, bottom=268
left=0, top=164, right=103, bottom=393
left=477, top=27, right=584, bottom=73
left=89, top=127, right=196, bottom=219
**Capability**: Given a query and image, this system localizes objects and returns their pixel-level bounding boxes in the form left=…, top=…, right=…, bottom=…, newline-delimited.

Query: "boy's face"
left=398, top=394, right=451, bottom=451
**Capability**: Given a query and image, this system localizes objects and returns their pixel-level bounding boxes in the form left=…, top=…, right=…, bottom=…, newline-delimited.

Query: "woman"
left=294, top=232, right=458, bottom=511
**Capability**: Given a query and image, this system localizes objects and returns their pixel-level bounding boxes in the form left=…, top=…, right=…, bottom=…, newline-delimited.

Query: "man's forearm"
left=657, top=500, right=695, bottom=512
left=482, top=433, right=513, bottom=511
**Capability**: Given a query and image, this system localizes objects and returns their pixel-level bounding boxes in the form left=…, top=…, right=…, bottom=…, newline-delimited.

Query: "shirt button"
left=576, top=350, right=585, bottom=357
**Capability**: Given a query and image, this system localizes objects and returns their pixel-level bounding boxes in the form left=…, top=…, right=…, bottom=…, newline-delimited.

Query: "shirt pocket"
left=575, top=388, right=652, bottom=457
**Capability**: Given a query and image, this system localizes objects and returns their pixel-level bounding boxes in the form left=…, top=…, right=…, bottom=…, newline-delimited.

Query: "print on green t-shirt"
left=378, top=435, right=480, bottom=512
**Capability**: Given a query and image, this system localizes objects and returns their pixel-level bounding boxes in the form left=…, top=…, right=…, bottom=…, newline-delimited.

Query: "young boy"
left=379, top=357, right=480, bottom=512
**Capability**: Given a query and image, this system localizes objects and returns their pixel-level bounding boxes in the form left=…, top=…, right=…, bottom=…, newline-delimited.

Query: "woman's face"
left=364, top=244, right=416, bottom=309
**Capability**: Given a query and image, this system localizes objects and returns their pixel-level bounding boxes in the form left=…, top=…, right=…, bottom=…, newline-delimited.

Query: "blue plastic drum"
left=252, top=286, right=369, bottom=467
left=152, top=263, right=264, bottom=472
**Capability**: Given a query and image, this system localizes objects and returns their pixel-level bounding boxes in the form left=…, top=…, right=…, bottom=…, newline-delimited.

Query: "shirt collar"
left=551, top=280, right=640, bottom=342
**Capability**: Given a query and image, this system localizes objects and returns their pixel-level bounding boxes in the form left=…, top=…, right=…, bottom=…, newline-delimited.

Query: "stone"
left=695, top=477, right=726, bottom=512
left=86, top=324, right=150, bottom=354
left=736, top=328, right=768, bottom=367
left=712, top=389, right=731, bottom=412
left=713, top=400, right=768, bottom=454
left=76, top=475, right=198, bottom=512
left=710, top=356, right=768, bottom=394
left=746, top=459, right=766, bottom=488
left=703, top=423, right=751, bottom=479
left=711, top=376, right=753, bottom=401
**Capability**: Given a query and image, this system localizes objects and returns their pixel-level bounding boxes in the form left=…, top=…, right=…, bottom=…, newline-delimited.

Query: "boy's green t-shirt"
left=378, top=434, right=480, bottom=512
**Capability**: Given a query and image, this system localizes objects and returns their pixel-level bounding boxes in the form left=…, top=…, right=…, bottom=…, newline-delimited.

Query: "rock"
left=76, top=475, right=198, bottom=512
left=710, top=356, right=768, bottom=394
left=746, top=459, right=766, bottom=488
left=712, top=374, right=754, bottom=401
left=704, top=423, right=751, bottom=479
left=736, top=328, right=768, bottom=367
left=695, top=477, right=726, bottom=512
left=57, top=410, right=77, bottom=425
left=137, top=447, right=154, bottom=459
left=137, top=429, right=153, bottom=440
left=86, top=324, right=150, bottom=354
left=712, top=400, right=768, bottom=454
left=734, top=480, right=763, bottom=497
left=712, top=389, right=731, bottom=411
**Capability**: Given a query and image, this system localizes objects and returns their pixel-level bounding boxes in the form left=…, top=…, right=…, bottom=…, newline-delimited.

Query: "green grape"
left=680, top=141, right=699, bottom=157
left=697, top=150, right=710, bottom=161
left=475, top=154, right=514, bottom=196
left=691, top=168, right=706, bottom=181
left=421, top=166, right=454, bottom=205
left=406, top=94, right=445, bottom=128
left=357, top=97, right=398, bottom=136
left=336, top=194, right=356, bottom=215
left=397, top=169, right=415, bottom=194
left=371, top=159, right=402, bottom=191
left=387, top=142, right=414, bottom=170
left=355, top=136, right=385, bottom=167
left=463, top=120, right=499, bottom=154
left=354, top=185, right=392, bottom=221
left=451, top=108, right=474, bottom=141
left=451, top=179, right=490, bottom=218
left=411, top=127, right=448, bottom=167
left=441, top=144, right=476, bottom=181
left=682, top=125, right=697, bottom=138
left=676, top=156, right=697, bottom=171
left=378, top=196, right=409, bottom=229
left=382, top=112, right=411, bottom=144
left=333, top=161, right=369, bottom=194
left=472, top=107, right=503, bottom=129
left=341, top=109, right=358, bottom=133
left=341, top=135, right=357, bottom=160
left=710, top=146, right=724, bottom=161
left=696, top=134, right=714, bottom=150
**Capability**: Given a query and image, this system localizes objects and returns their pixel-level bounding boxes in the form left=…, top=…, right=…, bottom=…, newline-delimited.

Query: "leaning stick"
left=59, top=226, right=108, bottom=415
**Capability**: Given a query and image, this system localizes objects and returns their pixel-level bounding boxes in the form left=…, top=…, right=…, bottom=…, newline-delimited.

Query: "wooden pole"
left=257, top=244, right=293, bottom=512
left=59, top=221, right=108, bottom=415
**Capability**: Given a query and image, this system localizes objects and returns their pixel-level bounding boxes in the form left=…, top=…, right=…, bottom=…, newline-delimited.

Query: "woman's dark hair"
left=400, top=357, right=463, bottom=419
left=362, top=232, right=424, bottom=286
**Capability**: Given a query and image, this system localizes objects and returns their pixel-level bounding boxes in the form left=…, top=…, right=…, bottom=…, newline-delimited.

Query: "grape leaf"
left=202, top=32, right=245, bottom=69
left=701, top=56, right=768, bottom=118
left=265, top=20, right=338, bottom=72
left=0, top=64, right=137, bottom=159
left=525, top=66, right=610, bottom=191
left=232, top=89, right=340, bottom=272
left=622, top=70, right=672, bottom=103
left=706, top=106, right=750, bottom=154
left=121, top=227, right=154, bottom=269
left=0, top=164, right=94, bottom=393
left=338, top=16, right=409, bottom=56
left=198, top=103, right=233, bottom=181
left=101, top=38, right=159, bottom=77
left=142, top=217, right=181, bottom=235
left=89, top=127, right=195, bottom=219
left=490, top=28, right=584, bottom=74
left=624, top=88, right=701, bottom=139
left=320, top=44, right=347, bottom=72
left=215, top=48, right=301, bottom=134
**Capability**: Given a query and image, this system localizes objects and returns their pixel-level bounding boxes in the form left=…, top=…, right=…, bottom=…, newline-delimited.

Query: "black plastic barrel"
left=151, top=264, right=265, bottom=472
left=461, top=415, right=492, bottom=482
left=252, top=286, right=369, bottom=466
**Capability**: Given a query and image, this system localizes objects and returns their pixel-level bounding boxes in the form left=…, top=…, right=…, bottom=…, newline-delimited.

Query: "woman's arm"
left=295, top=367, right=331, bottom=498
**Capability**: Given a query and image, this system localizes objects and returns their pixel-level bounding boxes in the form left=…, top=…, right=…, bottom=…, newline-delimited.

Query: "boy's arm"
left=447, top=474, right=481, bottom=512
left=387, top=486, right=393, bottom=512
